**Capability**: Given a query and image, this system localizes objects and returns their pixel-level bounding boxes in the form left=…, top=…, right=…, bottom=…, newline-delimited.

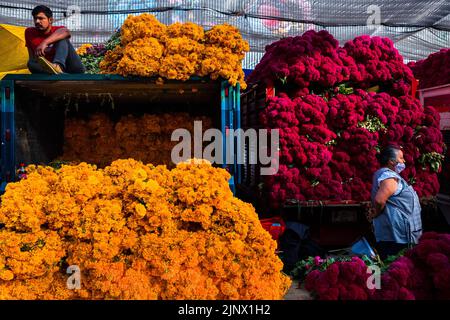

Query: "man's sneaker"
left=37, top=57, right=64, bottom=74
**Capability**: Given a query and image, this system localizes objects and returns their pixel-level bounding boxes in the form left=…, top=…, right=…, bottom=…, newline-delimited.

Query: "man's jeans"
left=28, top=39, right=85, bottom=74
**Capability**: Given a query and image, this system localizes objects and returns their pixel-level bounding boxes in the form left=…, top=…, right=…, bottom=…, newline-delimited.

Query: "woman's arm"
left=373, top=178, right=398, bottom=217
left=35, top=28, right=71, bottom=56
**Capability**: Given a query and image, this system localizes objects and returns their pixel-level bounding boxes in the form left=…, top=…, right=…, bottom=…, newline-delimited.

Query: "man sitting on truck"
left=25, top=5, right=85, bottom=74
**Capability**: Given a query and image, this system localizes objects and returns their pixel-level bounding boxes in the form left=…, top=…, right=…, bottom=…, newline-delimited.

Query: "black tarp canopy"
left=1, top=0, right=449, bottom=66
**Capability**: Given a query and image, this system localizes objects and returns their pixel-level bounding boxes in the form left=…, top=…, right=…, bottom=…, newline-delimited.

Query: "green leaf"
left=311, top=180, right=320, bottom=187
left=36, top=239, right=46, bottom=248
left=20, top=243, right=33, bottom=252
left=431, top=162, right=439, bottom=172
left=367, top=85, right=380, bottom=93
left=105, top=30, right=122, bottom=51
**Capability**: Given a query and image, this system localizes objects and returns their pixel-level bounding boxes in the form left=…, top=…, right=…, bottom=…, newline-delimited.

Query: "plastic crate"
left=0, top=74, right=240, bottom=193
left=281, top=201, right=374, bottom=248
left=239, top=83, right=275, bottom=191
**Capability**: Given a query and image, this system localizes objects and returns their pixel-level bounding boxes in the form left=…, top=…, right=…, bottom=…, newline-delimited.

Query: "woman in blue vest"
left=371, top=145, right=422, bottom=260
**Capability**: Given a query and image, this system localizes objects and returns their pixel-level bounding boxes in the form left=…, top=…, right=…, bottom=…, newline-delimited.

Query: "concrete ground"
left=284, top=279, right=313, bottom=300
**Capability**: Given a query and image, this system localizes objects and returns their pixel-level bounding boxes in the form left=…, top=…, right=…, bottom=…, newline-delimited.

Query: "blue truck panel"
left=0, top=80, right=15, bottom=191
left=0, top=74, right=241, bottom=193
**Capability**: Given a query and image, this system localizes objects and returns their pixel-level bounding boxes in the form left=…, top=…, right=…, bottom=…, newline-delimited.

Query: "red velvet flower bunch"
left=261, top=90, right=443, bottom=205
left=405, top=232, right=450, bottom=299
left=266, top=165, right=346, bottom=205
left=344, top=35, right=414, bottom=95
left=248, top=30, right=357, bottom=92
left=408, top=48, right=450, bottom=89
left=250, top=31, right=445, bottom=207
left=372, top=255, right=430, bottom=300
left=304, top=256, right=375, bottom=300
left=304, top=233, right=450, bottom=300
left=249, top=31, right=414, bottom=96
left=374, top=232, right=450, bottom=300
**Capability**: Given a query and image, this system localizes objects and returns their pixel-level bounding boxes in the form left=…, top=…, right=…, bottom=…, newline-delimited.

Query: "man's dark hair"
left=378, top=145, right=401, bottom=166
left=32, top=5, right=53, bottom=18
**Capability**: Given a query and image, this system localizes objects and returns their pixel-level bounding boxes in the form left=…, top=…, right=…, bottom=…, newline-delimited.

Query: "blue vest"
left=371, top=168, right=422, bottom=244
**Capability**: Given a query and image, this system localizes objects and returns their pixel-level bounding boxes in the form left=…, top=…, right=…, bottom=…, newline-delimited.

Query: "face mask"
left=395, top=162, right=406, bottom=173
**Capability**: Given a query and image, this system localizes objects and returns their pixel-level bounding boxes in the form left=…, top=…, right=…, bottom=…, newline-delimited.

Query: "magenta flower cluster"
left=249, top=30, right=444, bottom=207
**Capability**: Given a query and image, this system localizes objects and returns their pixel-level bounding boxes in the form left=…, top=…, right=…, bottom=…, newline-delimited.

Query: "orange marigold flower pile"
left=0, top=159, right=290, bottom=299
left=159, top=22, right=205, bottom=81
left=100, top=13, right=167, bottom=76
left=62, top=112, right=212, bottom=168
left=100, top=14, right=248, bottom=89
left=120, top=13, right=167, bottom=45
left=116, top=37, right=164, bottom=77
left=76, top=43, right=93, bottom=56
left=99, top=45, right=124, bottom=74
left=199, top=24, right=249, bottom=89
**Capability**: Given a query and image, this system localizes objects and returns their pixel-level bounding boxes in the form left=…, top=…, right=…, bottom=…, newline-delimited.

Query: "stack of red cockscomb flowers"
left=408, top=48, right=450, bottom=89
left=373, top=232, right=450, bottom=300
left=249, top=30, right=445, bottom=207
left=304, top=256, right=375, bottom=300
left=303, top=233, right=450, bottom=300
left=248, top=30, right=357, bottom=94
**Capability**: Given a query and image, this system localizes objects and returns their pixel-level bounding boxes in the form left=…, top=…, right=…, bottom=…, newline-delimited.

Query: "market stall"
left=0, top=2, right=449, bottom=302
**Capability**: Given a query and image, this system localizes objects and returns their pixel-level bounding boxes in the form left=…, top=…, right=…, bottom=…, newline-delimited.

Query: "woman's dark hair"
left=32, top=5, right=53, bottom=18
left=378, top=145, right=401, bottom=166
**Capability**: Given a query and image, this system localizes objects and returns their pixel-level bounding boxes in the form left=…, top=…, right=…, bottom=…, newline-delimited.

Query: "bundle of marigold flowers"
left=116, top=37, right=164, bottom=77
left=62, top=112, right=213, bottom=168
left=99, top=14, right=167, bottom=77
left=159, top=22, right=205, bottom=81
left=198, top=24, right=249, bottom=89
left=100, top=14, right=248, bottom=88
left=76, top=43, right=93, bottom=56
left=0, top=159, right=291, bottom=299
left=120, top=13, right=167, bottom=45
